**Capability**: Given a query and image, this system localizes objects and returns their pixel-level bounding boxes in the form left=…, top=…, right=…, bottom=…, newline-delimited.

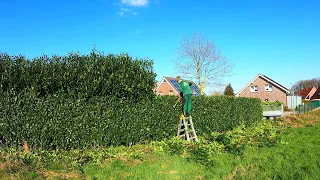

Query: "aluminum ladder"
left=177, top=115, right=198, bottom=142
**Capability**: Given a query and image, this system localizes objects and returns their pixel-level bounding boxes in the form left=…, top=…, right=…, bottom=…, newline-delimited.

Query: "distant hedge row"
left=0, top=92, right=262, bottom=149
left=0, top=51, right=156, bottom=101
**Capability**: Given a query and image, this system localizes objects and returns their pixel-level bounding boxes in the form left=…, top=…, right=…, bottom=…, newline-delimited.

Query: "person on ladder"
left=176, top=76, right=193, bottom=119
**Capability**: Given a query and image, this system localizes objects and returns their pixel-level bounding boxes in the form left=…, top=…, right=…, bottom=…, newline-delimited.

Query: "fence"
left=287, top=95, right=302, bottom=109
left=297, top=101, right=320, bottom=113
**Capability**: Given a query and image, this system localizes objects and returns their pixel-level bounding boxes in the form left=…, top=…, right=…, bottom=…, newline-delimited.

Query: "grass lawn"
left=1, top=109, right=320, bottom=179
left=230, top=123, right=320, bottom=180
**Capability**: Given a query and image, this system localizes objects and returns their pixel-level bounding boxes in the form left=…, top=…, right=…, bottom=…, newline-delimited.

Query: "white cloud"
left=116, top=0, right=153, bottom=17
left=121, top=0, right=149, bottom=7
left=118, top=7, right=132, bottom=16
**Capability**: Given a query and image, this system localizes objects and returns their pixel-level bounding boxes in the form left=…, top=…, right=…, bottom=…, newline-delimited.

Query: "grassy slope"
left=1, top=109, right=320, bottom=179
left=231, top=123, right=320, bottom=180
left=83, top=125, right=320, bottom=180
left=231, top=109, right=320, bottom=180
left=84, top=110, right=320, bottom=180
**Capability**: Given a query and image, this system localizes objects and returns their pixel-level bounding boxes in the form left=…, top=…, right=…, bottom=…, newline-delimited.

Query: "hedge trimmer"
left=173, top=96, right=181, bottom=108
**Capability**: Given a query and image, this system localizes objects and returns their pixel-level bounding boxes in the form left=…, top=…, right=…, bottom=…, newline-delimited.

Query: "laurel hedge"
left=0, top=51, right=262, bottom=149
left=0, top=92, right=262, bottom=149
left=0, top=51, right=156, bottom=101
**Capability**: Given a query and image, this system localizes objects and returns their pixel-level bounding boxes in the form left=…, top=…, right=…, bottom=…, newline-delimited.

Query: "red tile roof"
left=311, top=87, right=320, bottom=100
left=298, top=87, right=316, bottom=99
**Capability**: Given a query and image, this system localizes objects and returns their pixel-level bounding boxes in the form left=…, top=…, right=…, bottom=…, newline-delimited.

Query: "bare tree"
left=292, top=78, right=320, bottom=94
left=173, top=33, right=233, bottom=95
left=209, top=90, right=223, bottom=96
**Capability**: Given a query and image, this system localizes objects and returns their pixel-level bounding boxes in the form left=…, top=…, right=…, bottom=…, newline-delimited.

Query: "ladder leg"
left=183, top=119, right=189, bottom=141
left=177, top=119, right=186, bottom=139
left=177, top=117, right=198, bottom=142
left=177, top=120, right=182, bottom=137
left=188, top=117, right=198, bottom=142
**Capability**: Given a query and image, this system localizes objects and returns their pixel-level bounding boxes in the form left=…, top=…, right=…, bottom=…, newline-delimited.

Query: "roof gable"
left=311, top=87, right=320, bottom=100
left=236, top=73, right=290, bottom=96
left=299, top=87, right=317, bottom=99
left=156, top=76, right=203, bottom=96
left=155, top=77, right=179, bottom=95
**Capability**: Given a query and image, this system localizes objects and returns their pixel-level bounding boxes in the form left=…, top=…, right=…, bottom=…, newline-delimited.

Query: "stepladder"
left=177, top=115, right=198, bottom=142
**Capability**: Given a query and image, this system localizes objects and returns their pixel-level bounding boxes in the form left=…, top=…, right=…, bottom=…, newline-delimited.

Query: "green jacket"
left=178, top=80, right=193, bottom=96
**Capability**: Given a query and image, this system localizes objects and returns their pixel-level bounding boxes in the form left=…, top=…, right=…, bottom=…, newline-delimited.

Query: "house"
left=235, top=74, right=291, bottom=106
left=298, top=87, right=317, bottom=101
left=311, top=87, right=320, bottom=101
left=154, top=76, right=202, bottom=96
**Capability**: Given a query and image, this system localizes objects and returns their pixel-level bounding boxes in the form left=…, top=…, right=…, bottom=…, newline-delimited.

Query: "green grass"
left=82, top=120, right=320, bottom=179
left=233, top=123, right=320, bottom=180
left=1, top=110, right=320, bottom=179
left=85, top=153, right=209, bottom=180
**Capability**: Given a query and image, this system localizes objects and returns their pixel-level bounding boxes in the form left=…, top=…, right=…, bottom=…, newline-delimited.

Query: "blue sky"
left=0, top=0, right=319, bottom=94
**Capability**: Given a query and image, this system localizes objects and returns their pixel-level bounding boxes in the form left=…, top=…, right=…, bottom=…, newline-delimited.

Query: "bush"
left=0, top=94, right=262, bottom=149
left=0, top=51, right=156, bottom=101
left=0, top=51, right=263, bottom=150
left=208, top=120, right=282, bottom=154
left=261, top=101, right=283, bottom=106
left=193, top=96, right=262, bottom=133
left=152, top=119, right=282, bottom=166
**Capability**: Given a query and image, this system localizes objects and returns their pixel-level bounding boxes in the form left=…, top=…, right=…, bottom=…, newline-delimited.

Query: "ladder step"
left=177, top=117, right=198, bottom=142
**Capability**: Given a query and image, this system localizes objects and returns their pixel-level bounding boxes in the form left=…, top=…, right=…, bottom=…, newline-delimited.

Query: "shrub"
left=152, top=119, right=282, bottom=166
left=193, top=96, right=262, bottom=133
left=0, top=94, right=262, bottom=149
left=0, top=51, right=156, bottom=101
left=0, top=51, right=263, bottom=150
left=261, top=101, right=283, bottom=106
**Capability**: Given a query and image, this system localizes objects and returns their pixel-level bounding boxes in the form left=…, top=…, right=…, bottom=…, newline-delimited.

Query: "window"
left=168, top=90, right=173, bottom=95
left=158, top=92, right=162, bottom=95
left=264, top=84, right=273, bottom=91
left=250, top=86, right=258, bottom=92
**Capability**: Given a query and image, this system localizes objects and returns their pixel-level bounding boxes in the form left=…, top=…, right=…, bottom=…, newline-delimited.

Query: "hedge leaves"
left=0, top=51, right=262, bottom=150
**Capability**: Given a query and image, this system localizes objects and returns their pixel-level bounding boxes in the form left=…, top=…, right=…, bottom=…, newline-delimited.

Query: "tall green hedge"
left=0, top=93, right=262, bottom=149
left=0, top=51, right=262, bottom=149
left=0, top=51, right=156, bottom=101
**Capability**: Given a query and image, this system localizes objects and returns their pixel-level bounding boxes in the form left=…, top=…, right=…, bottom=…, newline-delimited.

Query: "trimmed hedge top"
left=0, top=51, right=156, bottom=101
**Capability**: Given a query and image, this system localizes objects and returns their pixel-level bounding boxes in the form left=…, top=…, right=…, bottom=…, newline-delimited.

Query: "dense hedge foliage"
left=0, top=51, right=156, bottom=101
left=192, top=96, right=262, bottom=135
left=0, top=93, right=262, bottom=149
left=0, top=51, right=262, bottom=150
